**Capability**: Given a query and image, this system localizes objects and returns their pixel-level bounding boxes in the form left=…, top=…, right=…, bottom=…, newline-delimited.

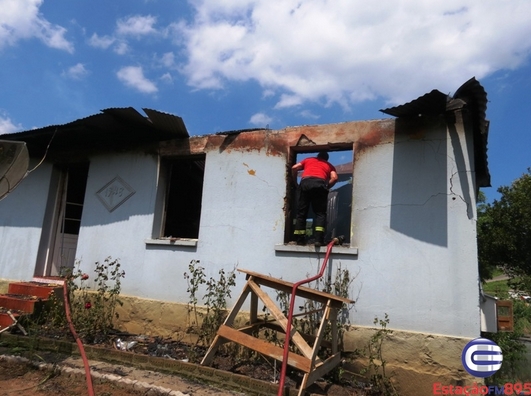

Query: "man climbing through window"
left=292, top=151, right=338, bottom=247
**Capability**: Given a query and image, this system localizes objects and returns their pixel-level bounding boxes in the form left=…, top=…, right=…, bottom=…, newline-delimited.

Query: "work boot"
left=296, top=236, right=307, bottom=246
left=314, top=231, right=325, bottom=247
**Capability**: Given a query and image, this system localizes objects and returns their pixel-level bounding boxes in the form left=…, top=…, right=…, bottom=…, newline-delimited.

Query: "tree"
left=477, top=168, right=531, bottom=291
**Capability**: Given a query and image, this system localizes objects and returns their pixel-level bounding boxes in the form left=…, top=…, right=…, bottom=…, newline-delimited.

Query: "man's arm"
left=328, top=170, right=338, bottom=189
left=292, top=163, right=303, bottom=186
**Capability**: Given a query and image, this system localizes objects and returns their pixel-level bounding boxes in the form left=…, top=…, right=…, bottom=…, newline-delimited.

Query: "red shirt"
left=300, top=157, right=336, bottom=181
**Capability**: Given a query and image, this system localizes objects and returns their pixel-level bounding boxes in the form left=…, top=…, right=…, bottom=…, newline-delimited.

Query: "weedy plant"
left=184, top=260, right=237, bottom=360
left=359, top=314, right=399, bottom=396
left=39, top=257, right=125, bottom=343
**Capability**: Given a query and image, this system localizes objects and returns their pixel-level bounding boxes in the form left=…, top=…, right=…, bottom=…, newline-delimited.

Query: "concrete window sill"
left=274, top=244, right=358, bottom=256
left=145, top=238, right=198, bottom=247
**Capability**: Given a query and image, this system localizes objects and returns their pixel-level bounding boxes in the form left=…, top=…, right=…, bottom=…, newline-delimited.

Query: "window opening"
left=161, top=156, right=205, bottom=239
left=288, top=149, right=353, bottom=245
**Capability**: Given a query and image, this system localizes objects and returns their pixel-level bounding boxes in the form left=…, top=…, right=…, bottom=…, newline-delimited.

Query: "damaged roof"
left=380, top=77, right=490, bottom=188
left=1, top=107, right=188, bottom=157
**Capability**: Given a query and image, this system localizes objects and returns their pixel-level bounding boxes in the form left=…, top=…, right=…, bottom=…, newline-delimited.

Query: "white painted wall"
left=74, top=151, right=159, bottom=298
left=350, top=119, right=480, bottom=338
left=0, top=162, right=53, bottom=280
left=138, top=148, right=289, bottom=303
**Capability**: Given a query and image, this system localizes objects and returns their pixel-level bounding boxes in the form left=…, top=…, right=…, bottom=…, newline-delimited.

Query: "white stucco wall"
left=350, top=120, right=480, bottom=338
left=0, top=162, right=53, bottom=281
left=74, top=151, right=159, bottom=298
left=134, top=148, right=288, bottom=303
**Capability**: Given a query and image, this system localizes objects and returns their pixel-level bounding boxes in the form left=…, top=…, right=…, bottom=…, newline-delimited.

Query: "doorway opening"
left=37, top=162, right=89, bottom=277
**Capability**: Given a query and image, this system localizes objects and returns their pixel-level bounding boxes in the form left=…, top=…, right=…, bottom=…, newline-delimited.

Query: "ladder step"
left=217, top=325, right=312, bottom=373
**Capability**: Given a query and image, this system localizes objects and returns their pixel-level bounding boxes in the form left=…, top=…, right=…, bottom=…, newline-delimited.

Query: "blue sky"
left=1, top=0, right=530, bottom=202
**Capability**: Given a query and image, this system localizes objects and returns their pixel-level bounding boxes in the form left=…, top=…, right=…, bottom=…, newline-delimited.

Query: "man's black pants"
left=294, top=177, right=328, bottom=238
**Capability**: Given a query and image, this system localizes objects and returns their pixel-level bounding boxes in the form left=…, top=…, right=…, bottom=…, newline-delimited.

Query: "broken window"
left=287, top=149, right=353, bottom=245
left=157, top=156, right=205, bottom=239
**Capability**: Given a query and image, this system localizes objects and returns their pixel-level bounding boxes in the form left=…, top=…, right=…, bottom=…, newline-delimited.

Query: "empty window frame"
left=159, top=156, right=205, bottom=239
left=287, top=149, right=353, bottom=245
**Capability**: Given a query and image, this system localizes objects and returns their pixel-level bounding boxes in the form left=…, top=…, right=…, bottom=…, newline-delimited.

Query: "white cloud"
left=0, top=0, right=73, bottom=52
left=249, top=112, right=272, bottom=127
left=299, top=110, right=320, bottom=120
left=113, top=41, right=129, bottom=55
left=0, top=114, right=21, bottom=134
left=159, top=52, right=176, bottom=68
left=160, top=73, right=173, bottom=84
left=62, top=63, right=89, bottom=80
left=88, top=33, right=115, bottom=49
left=177, top=0, right=531, bottom=108
left=88, top=14, right=158, bottom=55
left=116, top=15, right=158, bottom=37
left=116, top=66, right=158, bottom=94
left=89, top=15, right=157, bottom=55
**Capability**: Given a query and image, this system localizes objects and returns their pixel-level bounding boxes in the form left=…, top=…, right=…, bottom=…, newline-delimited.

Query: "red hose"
left=276, top=237, right=341, bottom=396
left=63, top=280, right=95, bottom=396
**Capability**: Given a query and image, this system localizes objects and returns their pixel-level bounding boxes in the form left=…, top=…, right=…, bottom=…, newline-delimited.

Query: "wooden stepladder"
left=201, top=268, right=354, bottom=395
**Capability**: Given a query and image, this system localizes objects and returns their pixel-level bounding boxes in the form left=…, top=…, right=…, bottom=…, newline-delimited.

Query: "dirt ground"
left=0, top=329, right=371, bottom=395
left=0, top=348, right=368, bottom=396
left=0, top=353, right=245, bottom=396
left=0, top=355, right=367, bottom=396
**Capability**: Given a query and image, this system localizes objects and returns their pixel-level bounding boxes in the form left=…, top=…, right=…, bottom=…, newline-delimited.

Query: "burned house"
left=0, top=78, right=493, bottom=394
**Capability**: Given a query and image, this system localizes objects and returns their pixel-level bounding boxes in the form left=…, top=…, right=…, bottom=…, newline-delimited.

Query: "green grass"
left=483, top=279, right=510, bottom=297
left=490, top=267, right=505, bottom=279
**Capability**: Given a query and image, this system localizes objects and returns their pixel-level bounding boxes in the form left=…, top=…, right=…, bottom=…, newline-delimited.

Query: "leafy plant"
left=359, top=314, right=399, bottom=396
left=200, top=266, right=237, bottom=345
left=184, top=259, right=207, bottom=332
left=484, top=330, right=526, bottom=384
left=61, top=257, right=125, bottom=342
left=183, top=260, right=237, bottom=359
left=478, top=169, right=531, bottom=285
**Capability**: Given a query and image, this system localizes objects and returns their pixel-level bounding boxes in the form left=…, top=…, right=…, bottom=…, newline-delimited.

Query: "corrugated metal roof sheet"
left=380, top=77, right=490, bottom=188
left=453, top=77, right=488, bottom=135
left=380, top=90, right=449, bottom=117
left=142, top=108, right=188, bottom=137
left=1, top=107, right=188, bottom=157
left=453, top=77, right=490, bottom=187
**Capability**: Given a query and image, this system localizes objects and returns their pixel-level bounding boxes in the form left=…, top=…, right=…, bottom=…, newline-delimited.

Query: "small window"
left=158, top=156, right=205, bottom=239
left=286, top=148, right=353, bottom=245
left=496, top=300, right=514, bottom=332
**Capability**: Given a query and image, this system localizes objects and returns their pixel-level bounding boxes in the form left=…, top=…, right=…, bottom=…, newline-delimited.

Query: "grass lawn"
left=483, top=279, right=510, bottom=297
